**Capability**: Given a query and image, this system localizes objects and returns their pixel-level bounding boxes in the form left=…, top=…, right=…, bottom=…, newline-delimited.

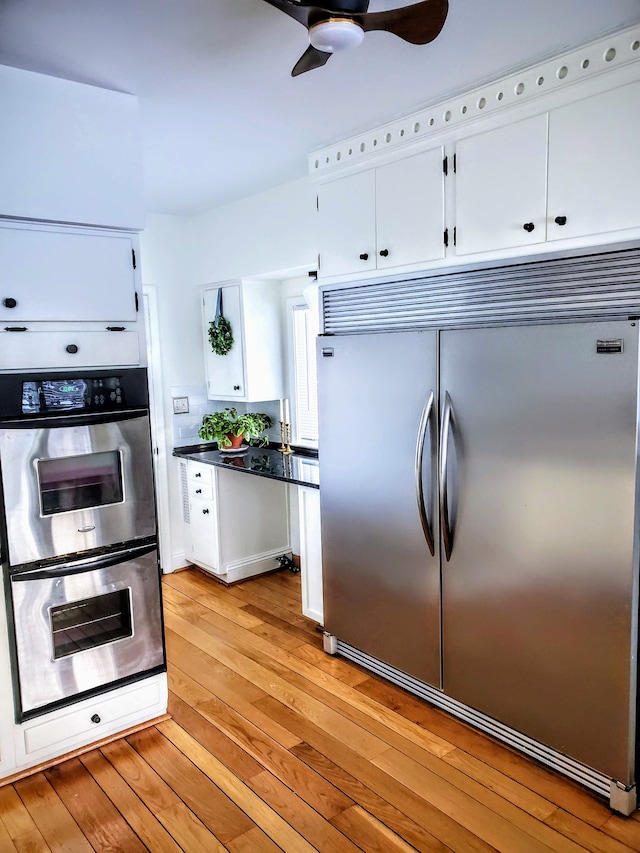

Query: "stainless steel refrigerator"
left=318, top=319, right=639, bottom=810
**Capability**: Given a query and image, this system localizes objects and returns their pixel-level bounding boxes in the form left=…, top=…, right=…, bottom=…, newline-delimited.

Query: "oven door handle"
left=0, top=409, right=148, bottom=430
left=10, top=542, right=157, bottom=581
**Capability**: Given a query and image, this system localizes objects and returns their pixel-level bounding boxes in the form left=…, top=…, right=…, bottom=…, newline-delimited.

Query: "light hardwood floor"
left=1, top=566, right=640, bottom=851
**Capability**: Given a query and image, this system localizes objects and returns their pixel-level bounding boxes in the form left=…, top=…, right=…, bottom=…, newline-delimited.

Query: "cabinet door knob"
left=195, top=488, right=202, bottom=494
left=91, top=713, right=101, bottom=724
left=554, top=215, right=567, bottom=226
left=195, top=472, right=201, bottom=478
left=202, top=508, right=210, bottom=515
left=66, top=344, right=79, bottom=354
left=379, top=249, right=389, bottom=257
left=523, top=222, right=535, bottom=233
left=233, top=385, right=241, bottom=391
left=359, top=253, right=369, bottom=261
left=2, top=298, right=17, bottom=309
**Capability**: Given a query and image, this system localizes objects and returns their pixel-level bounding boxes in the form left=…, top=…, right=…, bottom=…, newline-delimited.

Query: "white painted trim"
left=142, top=286, right=172, bottom=574
left=309, top=23, right=640, bottom=178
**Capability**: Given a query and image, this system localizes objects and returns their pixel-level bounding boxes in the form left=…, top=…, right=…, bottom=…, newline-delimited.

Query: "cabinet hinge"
left=453, top=226, right=457, bottom=246
left=316, top=195, right=319, bottom=212
left=317, top=253, right=321, bottom=270
left=135, top=291, right=139, bottom=312
left=444, top=228, right=449, bottom=248
left=443, top=156, right=448, bottom=176
left=131, top=248, right=137, bottom=269
left=453, top=153, right=457, bottom=173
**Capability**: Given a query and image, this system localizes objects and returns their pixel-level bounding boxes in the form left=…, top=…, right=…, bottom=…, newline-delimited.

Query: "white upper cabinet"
left=202, top=280, right=283, bottom=402
left=318, top=147, right=445, bottom=278
left=455, top=115, right=549, bottom=256
left=547, top=81, right=640, bottom=243
left=0, top=65, right=144, bottom=230
left=0, top=222, right=139, bottom=323
left=455, top=83, right=640, bottom=257
left=318, top=170, right=377, bottom=278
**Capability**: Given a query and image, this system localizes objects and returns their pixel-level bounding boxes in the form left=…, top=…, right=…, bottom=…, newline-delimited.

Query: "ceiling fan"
left=262, top=0, right=449, bottom=76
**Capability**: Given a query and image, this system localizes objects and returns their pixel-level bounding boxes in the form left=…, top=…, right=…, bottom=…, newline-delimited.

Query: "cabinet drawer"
left=188, top=480, right=214, bottom=501
left=0, top=330, right=140, bottom=370
left=187, top=461, right=214, bottom=485
left=22, top=678, right=162, bottom=755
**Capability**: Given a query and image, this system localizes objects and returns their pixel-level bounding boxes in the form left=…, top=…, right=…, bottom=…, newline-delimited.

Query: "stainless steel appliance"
left=0, top=368, right=165, bottom=720
left=318, top=248, right=640, bottom=813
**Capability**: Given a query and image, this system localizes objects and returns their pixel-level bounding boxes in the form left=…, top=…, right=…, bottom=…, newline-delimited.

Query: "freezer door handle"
left=415, top=390, right=435, bottom=556
left=439, top=391, right=454, bottom=561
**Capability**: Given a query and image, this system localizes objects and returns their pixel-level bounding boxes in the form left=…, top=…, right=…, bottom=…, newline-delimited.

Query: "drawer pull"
left=91, top=713, right=101, bottom=724
left=195, top=488, right=202, bottom=494
left=2, top=297, right=17, bottom=308
left=195, top=472, right=202, bottom=478
left=66, top=344, right=79, bottom=354
left=202, top=508, right=210, bottom=515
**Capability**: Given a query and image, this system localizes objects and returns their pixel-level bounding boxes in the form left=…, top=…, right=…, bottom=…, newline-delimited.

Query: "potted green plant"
left=198, top=407, right=272, bottom=449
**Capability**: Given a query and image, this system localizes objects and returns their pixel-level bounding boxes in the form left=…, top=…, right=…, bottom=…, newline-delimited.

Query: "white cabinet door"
left=298, top=486, right=323, bottom=624
left=455, top=114, right=549, bottom=256
left=318, top=170, right=377, bottom=278
left=376, top=148, right=446, bottom=270
left=0, top=330, right=140, bottom=371
left=318, top=151, right=445, bottom=277
left=0, top=223, right=138, bottom=323
left=187, top=462, right=220, bottom=573
left=547, top=82, right=640, bottom=242
left=203, top=284, right=246, bottom=400
left=202, top=281, right=283, bottom=403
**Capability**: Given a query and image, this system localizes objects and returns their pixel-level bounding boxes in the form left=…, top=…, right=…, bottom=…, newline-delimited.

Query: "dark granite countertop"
left=173, top=443, right=319, bottom=488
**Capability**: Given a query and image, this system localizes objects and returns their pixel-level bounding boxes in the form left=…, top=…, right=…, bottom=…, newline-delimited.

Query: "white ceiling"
left=1, top=0, right=639, bottom=216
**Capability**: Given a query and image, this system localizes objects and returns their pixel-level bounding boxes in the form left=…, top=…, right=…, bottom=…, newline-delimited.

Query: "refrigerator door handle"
left=415, top=390, right=435, bottom=556
left=439, top=391, right=454, bottom=561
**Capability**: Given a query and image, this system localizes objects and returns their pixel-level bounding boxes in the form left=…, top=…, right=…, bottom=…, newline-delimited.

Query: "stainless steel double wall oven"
left=0, top=368, right=165, bottom=720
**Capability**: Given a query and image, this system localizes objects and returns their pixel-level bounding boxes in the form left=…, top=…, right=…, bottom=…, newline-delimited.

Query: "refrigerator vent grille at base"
left=336, top=640, right=611, bottom=799
left=323, top=247, right=640, bottom=334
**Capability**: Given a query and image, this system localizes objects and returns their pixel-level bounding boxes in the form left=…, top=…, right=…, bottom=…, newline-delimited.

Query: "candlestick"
left=279, top=398, right=285, bottom=423
left=283, top=398, right=290, bottom=425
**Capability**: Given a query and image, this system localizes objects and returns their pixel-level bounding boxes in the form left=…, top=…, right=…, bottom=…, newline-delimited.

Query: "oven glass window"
left=37, top=451, right=123, bottom=515
left=50, top=589, right=133, bottom=659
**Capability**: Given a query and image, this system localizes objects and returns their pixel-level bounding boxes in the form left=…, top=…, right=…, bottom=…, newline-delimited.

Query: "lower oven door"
left=9, top=542, right=165, bottom=719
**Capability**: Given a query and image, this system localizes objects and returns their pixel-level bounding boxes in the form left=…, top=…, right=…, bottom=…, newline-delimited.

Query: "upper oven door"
left=0, top=410, right=155, bottom=567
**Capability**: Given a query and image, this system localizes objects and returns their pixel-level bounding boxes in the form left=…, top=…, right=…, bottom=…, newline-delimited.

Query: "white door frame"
left=143, top=285, right=172, bottom=573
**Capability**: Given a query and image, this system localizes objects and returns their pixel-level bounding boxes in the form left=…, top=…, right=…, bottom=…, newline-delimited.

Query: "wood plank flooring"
left=2, top=566, right=640, bottom=851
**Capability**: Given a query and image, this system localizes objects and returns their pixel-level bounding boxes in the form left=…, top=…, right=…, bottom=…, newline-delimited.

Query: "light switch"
left=172, top=396, right=189, bottom=414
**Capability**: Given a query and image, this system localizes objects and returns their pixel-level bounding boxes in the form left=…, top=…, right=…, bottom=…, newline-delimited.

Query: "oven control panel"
left=0, top=368, right=149, bottom=419
left=22, top=377, right=126, bottom=414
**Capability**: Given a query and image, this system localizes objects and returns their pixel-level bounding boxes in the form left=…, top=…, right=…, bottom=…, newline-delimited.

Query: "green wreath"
left=208, top=315, right=234, bottom=355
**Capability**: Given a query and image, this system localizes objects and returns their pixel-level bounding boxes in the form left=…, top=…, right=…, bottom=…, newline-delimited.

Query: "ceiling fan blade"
left=262, top=0, right=313, bottom=28
left=292, top=44, right=333, bottom=76
left=356, top=0, right=448, bottom=45
left=262, top=0, right=370, bottom=29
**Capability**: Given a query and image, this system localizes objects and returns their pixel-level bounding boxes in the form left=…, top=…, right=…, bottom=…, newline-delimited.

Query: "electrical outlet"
left=172, top=396, right=189, bottom=414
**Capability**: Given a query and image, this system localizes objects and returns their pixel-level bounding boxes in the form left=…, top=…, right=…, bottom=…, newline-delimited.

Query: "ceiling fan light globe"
left=309, top=19, right=365, bottom=53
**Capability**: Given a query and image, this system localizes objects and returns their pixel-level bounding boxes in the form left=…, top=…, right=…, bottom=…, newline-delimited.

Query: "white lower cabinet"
left=298, top=486, right=323, bottom=624
left=181, top=459, right=291, bottom=583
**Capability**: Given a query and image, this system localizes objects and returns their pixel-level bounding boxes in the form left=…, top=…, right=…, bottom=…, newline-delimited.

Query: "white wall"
left=140, top=213, right=198, bottom=570
left=141, top=177, right=318, bottom=570
left=191, top=176, right=317, bottom=283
